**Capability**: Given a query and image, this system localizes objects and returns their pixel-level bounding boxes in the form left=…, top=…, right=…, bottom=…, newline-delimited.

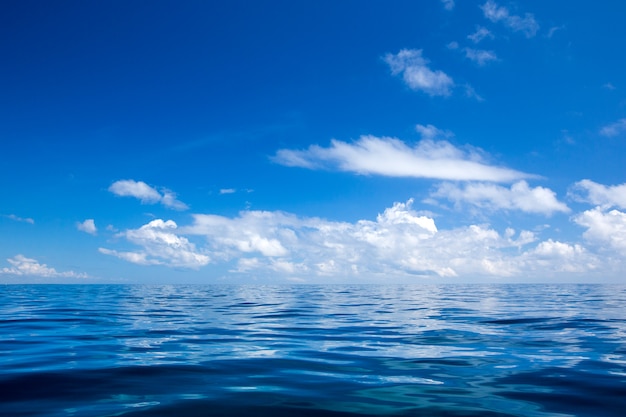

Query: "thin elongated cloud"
left=273, top=135, right=533, bottom=182
left=109, top=180, right=188, bottom=210
left=0, top=255, right=88, bottom=278
left=3, top=214, right=35, bottom=224
left=431, top=181, right=570, bottom=215
left=384, top=49, right=454, bottom=97
left=599, top=118, right=626, bottom=137
left=481, top=0, right=539, bottom=38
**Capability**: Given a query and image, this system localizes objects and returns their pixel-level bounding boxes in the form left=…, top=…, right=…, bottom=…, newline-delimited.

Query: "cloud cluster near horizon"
left=0, top=255, right=88, bottom=279
left=94, top=195, right=611, bottom=280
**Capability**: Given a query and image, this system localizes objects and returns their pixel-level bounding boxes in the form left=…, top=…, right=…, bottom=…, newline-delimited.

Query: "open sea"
left=1, top=284, right=625, bottom=417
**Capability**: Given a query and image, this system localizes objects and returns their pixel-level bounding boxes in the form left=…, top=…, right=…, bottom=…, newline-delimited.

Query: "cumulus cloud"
left=599, top=118, right=626, bottom=137
left=109, top=180, right=188, bottom=210
left=463, top=48, right=498, bottom=66
left=574, top=207, right=626, bottom=254
left=273, top=135, right=533, bottom=182
left=468, top=26, right=494, bottom=43
left=0, top=255, right=88, bottom=278
left=521, top=240, right=596, bottom=273
left=99, top=219, right=209, bottom=268
left=219, top=188, right=236, bottom=194
left=181, top=199, right=487, bottom=278
left=76, top=219, right=97, bottom=235
left=99, top=197, right=611, bottom=280
left=481, top=0, right=539, bottom=38
left=431, top=181, right=570, bottom=215
left=383, top=49, right=454, bottom=97
left=3, top=214, right=34, bottom=224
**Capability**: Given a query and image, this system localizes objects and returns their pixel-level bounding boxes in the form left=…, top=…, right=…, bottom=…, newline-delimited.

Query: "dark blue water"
left=1, top=284, right=625, bottom=416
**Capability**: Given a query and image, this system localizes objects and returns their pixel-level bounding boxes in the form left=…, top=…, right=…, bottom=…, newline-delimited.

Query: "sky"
left=2, top=0, right=626, bottom=284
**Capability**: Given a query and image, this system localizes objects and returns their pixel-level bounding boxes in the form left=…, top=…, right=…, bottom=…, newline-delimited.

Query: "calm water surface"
left=1, top=284, right=625, bottom=416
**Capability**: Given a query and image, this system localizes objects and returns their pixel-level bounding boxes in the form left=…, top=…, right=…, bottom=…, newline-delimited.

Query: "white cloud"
left=0, top=255, right=88, bottom=278
left=3, top=214, right=34, bottom=224
left=76, top=219, right=97, bottom=235
left=431, top=181, right=570, bottom=215
left=464, top=84, right=484, bottom=102
left=574, top=207, right=626, bottom=254
left=569, top=179, right=626, bottom=209
left=481, top=0, right=539, bottom=38
left=109, top=180, right=188, bottom=210
left=521, top=240, right=596, bottom=273
left=441, top=0, right=454, bottom=11
left=415, top=124, right=454, bottom=140
left=468, top=26, right=493, bottom=43
left=464, top=48, right=498, bottom=66
left=99, top=198, right=614, bottom=281
left=100, top=219, right=209, bottom=268
left=219, top=188, right=236, bottom=194
left=599, top=118, right=626, bottom=137
left=181, top=199, right=485, bottom=278
left=273, top=135, right=533, bottom=182
left=547, top=25, right=565, bottom=39
left=383, top=49, right=454, bottom=97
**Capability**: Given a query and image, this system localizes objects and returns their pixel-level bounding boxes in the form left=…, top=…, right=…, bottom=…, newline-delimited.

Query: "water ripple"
left=0, top=284, right=625, bottom=416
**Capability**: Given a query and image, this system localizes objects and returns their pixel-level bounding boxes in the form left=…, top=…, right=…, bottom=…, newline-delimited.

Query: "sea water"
left=0, top=284, right=625, bottom=416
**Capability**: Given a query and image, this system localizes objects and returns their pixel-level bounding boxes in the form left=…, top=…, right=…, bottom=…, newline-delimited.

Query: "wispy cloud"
left=99, top=219, right=209, bottom=268
left=468, top=26, right=494, bottom=44
left=546, top=25, right=565, bottom=39
left=599, top=118, right=626, bottom=137
left=457, top=47, right=497, bottom=66
left=431, top=181, right=570, bottom=215
left=76, top=219, right=97, bottom=235
left=219, top=188, right=237, bottom=194
left=3, top=214, right=34, bottom=224
left=383, top=49, right=454, bottom=97
left=273, top=135, right=532, bottom=182
left=0, top=255, right=88, bottom=278
left=464, top=84, right=484, bottom=102
left=569, top=179, right=626, bottom=209
left=441, top=0, right=454, bottom=11
left=463, top=48, right=498, bottom=66
left=109, top=180, right=188, bottom=210
left=481, top=0, right=539, bottom=38
left=415, top=124, right=454, bottom=140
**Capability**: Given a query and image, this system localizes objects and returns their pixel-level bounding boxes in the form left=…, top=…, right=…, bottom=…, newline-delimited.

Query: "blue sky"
left=2, top=0, right=626, bottom=283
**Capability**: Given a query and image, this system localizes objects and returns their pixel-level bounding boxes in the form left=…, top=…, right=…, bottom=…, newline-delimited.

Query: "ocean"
left=1, top=284, right=625, bottom=416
